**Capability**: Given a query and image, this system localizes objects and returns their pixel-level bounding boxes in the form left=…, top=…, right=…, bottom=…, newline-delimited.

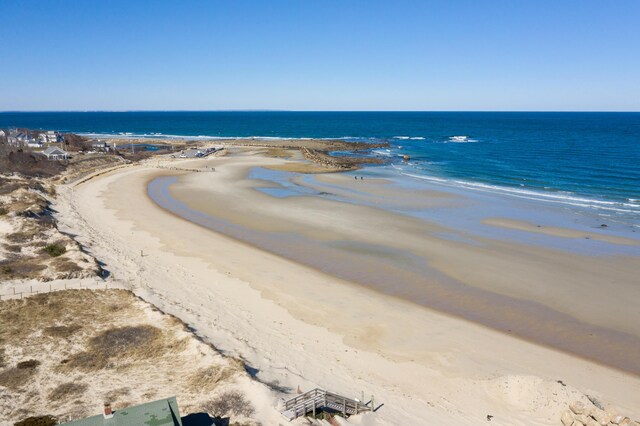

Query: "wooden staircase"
left=280, top=388, right=373, bottom=421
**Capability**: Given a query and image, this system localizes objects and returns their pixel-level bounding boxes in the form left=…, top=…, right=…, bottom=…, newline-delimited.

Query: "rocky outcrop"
left=561, top=401, right=639, bottom=426
left=300, top=147, right=384, bottom=171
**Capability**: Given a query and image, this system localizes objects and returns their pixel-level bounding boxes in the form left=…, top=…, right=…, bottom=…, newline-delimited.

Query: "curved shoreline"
left=145, top=157, right=640, bottom=377
left=56, top=152, right=640, bottom=424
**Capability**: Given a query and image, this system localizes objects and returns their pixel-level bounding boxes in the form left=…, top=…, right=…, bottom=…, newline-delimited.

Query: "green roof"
left=62, top=397, right=182, bottom=426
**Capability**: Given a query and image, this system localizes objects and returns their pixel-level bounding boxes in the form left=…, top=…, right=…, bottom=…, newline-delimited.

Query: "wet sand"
left=151, top=151, right=640, bottom=375
left=59, top=148, right=640, bottom=424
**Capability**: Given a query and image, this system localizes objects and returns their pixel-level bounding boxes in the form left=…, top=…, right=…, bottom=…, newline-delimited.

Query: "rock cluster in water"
left=561, top=401, right=640, bottom=426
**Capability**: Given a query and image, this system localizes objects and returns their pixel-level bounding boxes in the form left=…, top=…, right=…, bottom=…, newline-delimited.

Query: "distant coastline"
left=2, top=111, right=639, bottom=228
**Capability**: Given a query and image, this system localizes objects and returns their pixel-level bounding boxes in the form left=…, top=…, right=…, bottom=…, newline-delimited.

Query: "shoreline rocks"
left=562, top=401, right=639, bottom=426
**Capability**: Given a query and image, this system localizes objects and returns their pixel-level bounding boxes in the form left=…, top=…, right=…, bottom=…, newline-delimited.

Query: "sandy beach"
left=52, top=147, right=640, bottom=425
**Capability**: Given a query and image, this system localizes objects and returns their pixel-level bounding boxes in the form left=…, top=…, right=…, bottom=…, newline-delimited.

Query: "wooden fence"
left=0, top=279, right=131, bottom=301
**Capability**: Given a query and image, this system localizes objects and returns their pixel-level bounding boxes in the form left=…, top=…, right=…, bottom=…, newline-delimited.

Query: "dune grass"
left=43, top=243, right=66, bottom=257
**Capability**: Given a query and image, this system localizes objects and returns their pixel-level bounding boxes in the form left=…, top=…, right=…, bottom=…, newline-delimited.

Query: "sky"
left=0, top=0, right=639, bottom=111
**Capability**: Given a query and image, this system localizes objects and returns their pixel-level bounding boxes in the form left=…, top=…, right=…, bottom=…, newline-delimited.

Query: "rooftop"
left=61, top=397, right=183, bottom=426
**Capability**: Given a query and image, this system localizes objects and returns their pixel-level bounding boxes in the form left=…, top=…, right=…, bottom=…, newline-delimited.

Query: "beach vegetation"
left=0, top=289, right=258, bottom=422
left=0, top=258, right=46, bottom=279
left=13, top=416, right=57, bottom=426
left=17, top=359, right=41, bottom=369
left=48, top=381, right=88, bottom=401
left=188, top=365, right=239, bottom=391
left=44, top=324, right=82, bottom=339
left=7, top=231, right=36, bottom=244
left=43, top=243, right=66, bottom=257
left=0, top=363, right=38, bottom=390
left=50, top=257, right=83, bottom=273
left=64, top=325, right=164, bottom=372
left=201, top=390, right=255, bottom=418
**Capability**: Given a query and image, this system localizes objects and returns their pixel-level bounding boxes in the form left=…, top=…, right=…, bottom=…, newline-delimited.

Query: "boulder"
left=571, top=401, right=589, bottom=415
left=589, top=408, right=612, bottom=425
left=610, top=415, right=625, bottom=425
left=584, top=417, right=600, bottom=426
left=618, top=419, right=632, bottom=426
left=574, top=414, right=590, bottom=424
left=561, top=410, right=574, bottom=426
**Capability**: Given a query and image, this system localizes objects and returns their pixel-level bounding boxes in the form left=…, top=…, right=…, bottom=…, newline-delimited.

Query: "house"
left=43, top=146, right=69, bottom=160
left=61, top=397, right=183, bottom=426
left=27, top=139, right=44, bottom=149
left=39, top=130, right=64, bottom=144
left=8, top=131, right=27, bottom=147
left=91, top=140, right=111, bottom=152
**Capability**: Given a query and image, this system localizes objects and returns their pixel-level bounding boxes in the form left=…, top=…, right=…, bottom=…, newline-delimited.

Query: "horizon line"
left=1, top=109, right=639, bottom=114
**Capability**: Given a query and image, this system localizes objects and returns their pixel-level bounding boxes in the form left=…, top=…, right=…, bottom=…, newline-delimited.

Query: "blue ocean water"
left=1, top=111, right=639, bottom=222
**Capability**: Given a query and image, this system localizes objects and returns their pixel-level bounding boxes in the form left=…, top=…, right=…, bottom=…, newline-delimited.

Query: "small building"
left=61, top=397, right=183, bottom=426
left=8, top=131, right=28, bottom=147
left=27, top=140, right=44, bottom=149
left=39, top=130, right=64, bottom=144
left=91, top=140, right=111, bottom=152
left=43, top=146, right=69, bottom=160
left=0, top=130, right=5, bottom=138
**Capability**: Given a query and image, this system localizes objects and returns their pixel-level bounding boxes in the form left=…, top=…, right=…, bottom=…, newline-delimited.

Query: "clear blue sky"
left=1, top=0, right=638, bottom=111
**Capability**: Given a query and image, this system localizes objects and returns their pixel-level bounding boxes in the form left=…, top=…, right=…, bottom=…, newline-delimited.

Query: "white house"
left=91, top=140, right=111, bottom=152
left=39, top=131, right=64, bottom=144
left=27, top=140, right=44, bottom=149
left=43, top=146, right=69, bottom=160
left=8, top=131, right=27, bottom=147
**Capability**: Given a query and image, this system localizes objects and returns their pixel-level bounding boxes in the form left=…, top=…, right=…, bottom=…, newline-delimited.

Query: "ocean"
left=1, top=111, right=639, bottom=225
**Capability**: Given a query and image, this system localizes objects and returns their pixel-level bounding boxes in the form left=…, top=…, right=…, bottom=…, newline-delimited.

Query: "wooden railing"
left=281, top=388, right=372, bottom=421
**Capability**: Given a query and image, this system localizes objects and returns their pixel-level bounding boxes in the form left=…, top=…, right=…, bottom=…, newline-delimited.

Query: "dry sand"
left=49, top=150, right=640, bottom=425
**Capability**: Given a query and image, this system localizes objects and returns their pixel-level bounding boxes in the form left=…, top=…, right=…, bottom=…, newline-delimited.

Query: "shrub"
left=0, top=366, right=36, bottom=390
left=44, top=324, right=81, bottom=338
left=17, top=359, right=40, bottom=369
left=14, top=415, right=57, bottom=426
left=65, top=325, right=164, bottom=371
left=201, top=390, right=255, bottom=418
left=44, top=244, right=66, bottom=257
left=48, top=382, right=88, bottom=402
left=0, top=206, right=7, bottom=215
